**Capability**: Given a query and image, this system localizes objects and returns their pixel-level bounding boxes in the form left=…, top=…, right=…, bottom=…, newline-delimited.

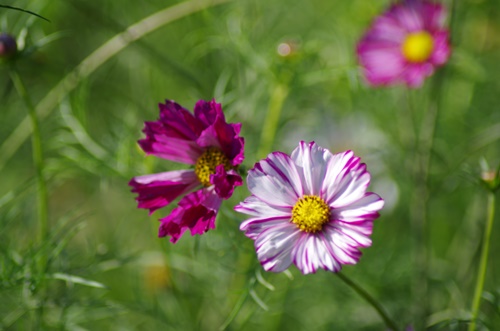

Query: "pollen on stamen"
left=291, top=195, right=330, bottom=233
left=195, top=147, right=232, bottom=187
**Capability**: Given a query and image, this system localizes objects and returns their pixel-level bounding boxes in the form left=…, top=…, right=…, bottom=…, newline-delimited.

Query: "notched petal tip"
left=211, top=166, right=243, bottom=199
left=157, top=189, right=222, bottom=243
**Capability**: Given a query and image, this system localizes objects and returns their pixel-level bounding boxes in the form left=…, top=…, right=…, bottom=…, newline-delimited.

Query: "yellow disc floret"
left=195, top=147, right=232, bottom=187
left=402, top=31, right=434, bottom=63
left=291, top=195, right=330, bottom=233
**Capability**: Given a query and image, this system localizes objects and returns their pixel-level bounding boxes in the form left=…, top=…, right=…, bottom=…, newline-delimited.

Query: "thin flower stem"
left=9, top=68, right=49, bottom=245
left=468, top=192, right=496, bottom=331
left=408, top=87, right=435, bottom=324
left=219, top=289, right=249, bottom=331
left=257, top=83, right=289, bottom=159
left=407, top=0, right=458, bottom=322
left=336, top=272, right=399, bottom=331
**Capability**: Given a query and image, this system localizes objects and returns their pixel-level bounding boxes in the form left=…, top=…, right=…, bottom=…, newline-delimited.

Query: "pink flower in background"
left=235, top=141, right=384, bottom=274
left=357, top=0, right=451, bottom=88
left=129, top=99, right=244, bottom=243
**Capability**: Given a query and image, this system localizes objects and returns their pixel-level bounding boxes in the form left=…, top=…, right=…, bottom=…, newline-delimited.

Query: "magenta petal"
left=179, top=188, right=222, bottom=235
left=421, top=2, right=447, bottom=31
left=158, top=208, right=186, bottom=243
left=368, top=16, right=407, bottom=43
left=159, top=100, right=205, bottom=139
left=211, top=165, right=243, bottom=199
left=196, top=124, right=221, bottom=150
left=213, top=116, right=245, bottom=165
left=129, top=170, right=199, bottom=214
left=357, top=44, right=406, bottom=86
left=228, top=136, right=245, bottom=167
left=158, top=188, right=222, bottom=243
left=139, top=137, right=203, bottom=165
left=402, top=63, right=434, bottom=88
left=193, top=99, right=221, bottom=127
left=231, top=122, right=242, bottom=136
left=430, top=31, right=451, bottom=66
left=196, top=115, right=245, bottom=167
left=138, top=104, right=207, bottom=164
left=391, top=5, right=423, bottom=33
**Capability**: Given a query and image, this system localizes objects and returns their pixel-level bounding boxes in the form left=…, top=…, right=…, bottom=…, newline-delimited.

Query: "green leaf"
left=50, top=273, right=107, bottom=289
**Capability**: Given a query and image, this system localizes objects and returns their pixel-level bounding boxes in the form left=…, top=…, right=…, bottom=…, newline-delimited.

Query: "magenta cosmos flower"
left=235, top=141, right=384, bottom=274
left=357, top=0, right=451, bottom=88
left=129, top=99, right=244, bottom=243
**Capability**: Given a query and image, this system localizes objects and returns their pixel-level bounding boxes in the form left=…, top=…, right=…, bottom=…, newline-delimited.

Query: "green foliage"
left=1, top=0, right=500, bottom=330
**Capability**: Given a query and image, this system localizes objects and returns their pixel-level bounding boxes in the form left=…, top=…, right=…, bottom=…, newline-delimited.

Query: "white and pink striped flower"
left=235, top=141, right=384, bottom=274
left=357, top=0, right=451, bottom=88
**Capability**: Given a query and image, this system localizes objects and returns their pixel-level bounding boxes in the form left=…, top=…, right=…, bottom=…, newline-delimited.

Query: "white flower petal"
left=247, top=152, right=302, bottom=207
left=292, top=234, right=342, bottom=274
left=322, top=152, right=371, bottom=207
left=255, top=223, right=300, bottom=272
left=236, top=196, right=292, bottom=240
left=323, top=225, right=364, bottom=264
left=327, top=222, right=373, bottom=248
left=321, top=150, right=354, bottom=198
left=240, top=217, right=291, bottom=240
left=332, top=193, right=384, bottom=222
left=235, top=195, right=291, bottom=217
left=290, top=141, right=333, bottom=196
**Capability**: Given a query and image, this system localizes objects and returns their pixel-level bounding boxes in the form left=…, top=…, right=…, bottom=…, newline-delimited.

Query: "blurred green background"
left=1, top=0, right=500, bottom=330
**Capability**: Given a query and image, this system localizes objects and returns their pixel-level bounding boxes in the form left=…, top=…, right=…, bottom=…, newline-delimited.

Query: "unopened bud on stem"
left=0, top=33, right=17, bottom=59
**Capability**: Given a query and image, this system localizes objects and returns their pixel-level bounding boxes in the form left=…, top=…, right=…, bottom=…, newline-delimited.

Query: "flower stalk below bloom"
left=337, top=272, right=399, bottom=331
left=468, top=192, right=496, bottom=331
left=9, top=68, right=49, bottom=245
left=257, top=83, right=288, bottom=159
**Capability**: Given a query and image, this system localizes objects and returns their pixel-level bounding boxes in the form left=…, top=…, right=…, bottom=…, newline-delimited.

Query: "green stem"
left=9, top=68, right=49, bottom=245
left=257, top=83, right=289, bottom=159
left=219, top=288, right=249, bottom=331
left=407, top=1, right=457, bottom=325
left=468, top=192, right=496, bottom=331
left=408, top=88, right=435, bottom=325
left=336, top=272, right=399, bottom=331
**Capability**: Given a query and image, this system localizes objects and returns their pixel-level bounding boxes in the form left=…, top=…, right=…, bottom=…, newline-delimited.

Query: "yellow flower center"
left=402, top=31, right=434, bottom=63
left=291, top=195, right=330, bottom=233
left=195, top=147, right=232, bottom=187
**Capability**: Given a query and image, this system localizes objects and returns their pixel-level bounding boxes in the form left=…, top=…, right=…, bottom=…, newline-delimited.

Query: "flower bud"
left=276, top=40, right=299, bottom=58
left=481, top=169, right=500, bottom=192
left=0, top=33, right=17, bottom=59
